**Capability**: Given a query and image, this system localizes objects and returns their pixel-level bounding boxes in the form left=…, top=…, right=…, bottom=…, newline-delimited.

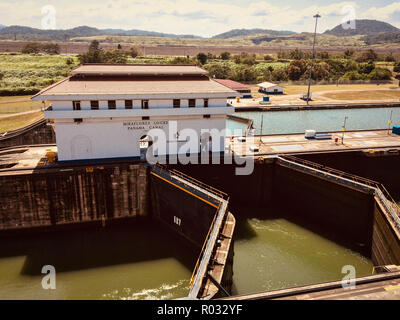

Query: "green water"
left=232, top=218, right=373, bottom=295
left=0, top=221, right=195, bottom=300
left=227, top=107, right=400, bottom=135
left=0, top=217, right=374, bottom=299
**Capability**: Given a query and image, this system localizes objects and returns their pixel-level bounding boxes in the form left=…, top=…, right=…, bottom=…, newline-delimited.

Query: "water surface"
left=229, top=107, right=400, bottom=135
left=232, top=218, right=373, bottom=295
left=0, top=221, right=195, bottom=300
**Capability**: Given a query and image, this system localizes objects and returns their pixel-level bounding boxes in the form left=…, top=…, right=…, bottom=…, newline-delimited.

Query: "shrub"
left=129, top=45, right=142, bottom=58
left=219, top=52, right=231, bottom=60
left=21, top=42, right=42, bottom=54
left=197, top=52, right=208, bottom=65
left=367, top=67, right=392, bottom=80
left=263, top=54, right=274, bottom=61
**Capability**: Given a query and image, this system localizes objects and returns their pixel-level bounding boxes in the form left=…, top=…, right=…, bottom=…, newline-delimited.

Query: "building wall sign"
left=123, top=120, right=169, bottom=131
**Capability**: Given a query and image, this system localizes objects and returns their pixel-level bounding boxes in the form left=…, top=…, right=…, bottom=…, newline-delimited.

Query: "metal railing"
left=279, top=154, right=378, bottom=188
left=150, top=163, right=230, bottom=299
left=152, top=163, right=228, bottom=201
left=188, top=198, right=229, bottom=300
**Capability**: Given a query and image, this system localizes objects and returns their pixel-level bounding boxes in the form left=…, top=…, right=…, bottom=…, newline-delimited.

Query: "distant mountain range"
left=1, top=20, right=400, bottom=42
left=212, top=28, right=296, bottom=39
left=0, top=25, right=202, bottom=41
left=324, top=19, right=400, bottom=36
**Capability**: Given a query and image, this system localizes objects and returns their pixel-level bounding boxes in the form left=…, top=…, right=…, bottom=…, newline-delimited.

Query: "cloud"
left=362, top=2, right=400, bottom=25
left=0, top=0, right=397, bottom=37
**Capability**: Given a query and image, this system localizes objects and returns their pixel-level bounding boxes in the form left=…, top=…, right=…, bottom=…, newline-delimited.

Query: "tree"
left=103, top=50, right=128, bottom=64
left=65, top=58, right=74, bottom=66
left=233, top=55, right=241, bottom=64
left=271, top=68, right=289, bottom=82
left=89, top=40, right=101, bottom=51
left=287, top=60, right=307, bottom=81
left=368, top=67, right=392, bottom=80
left=317, top=51, right=330, bottom=59
left=196, top=52, right=208, bottom=65
left=356, top=49, right=378, bottom=63
left=21, top=42, right=42, bottom=54
left=241, top=56, right=256, bottom=66
left=219, top=51, right=231, bottom=60
left=129, top=45, right=142, bottom=58
left=117, top=44, right=122, bottom=50
left=344, top=49, right=355, bottom=59
left=42, top=43, right=60, bottom=54
left=204, top=63, right=232, bottom=79
left=263, top=54, right=274, bottom=61
left=358, top=62, right=375, bottom=75
left=78, top=40, right=104, bottom=63
left=342, top=71, right=364, bottom=81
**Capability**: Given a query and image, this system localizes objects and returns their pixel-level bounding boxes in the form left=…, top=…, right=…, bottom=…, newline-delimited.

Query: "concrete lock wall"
left=0, top=120, right=55, bottom=149
left=171, top=159, right=275, bottom=219
left=298, top=152, right=400, bottom=200
left=0, top=164, right=148, bottom=231
left=273, top=162, right=375, bottom=257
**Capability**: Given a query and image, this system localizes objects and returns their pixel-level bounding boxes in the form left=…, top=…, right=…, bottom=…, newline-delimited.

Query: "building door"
left=71, top=135, right=92, bottom=160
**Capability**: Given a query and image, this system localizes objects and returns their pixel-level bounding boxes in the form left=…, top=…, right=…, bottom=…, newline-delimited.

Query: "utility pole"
left=259, top=115, right=264, bottom=148
left=306, top=13, right=321, bottom=105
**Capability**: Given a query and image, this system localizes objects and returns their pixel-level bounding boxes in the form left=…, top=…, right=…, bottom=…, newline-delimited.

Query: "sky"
left=0, top=0, right=400, bottom=37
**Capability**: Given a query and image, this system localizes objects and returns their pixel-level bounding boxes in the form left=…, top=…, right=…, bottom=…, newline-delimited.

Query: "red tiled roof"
left=212, top=79, right=251, bottom=91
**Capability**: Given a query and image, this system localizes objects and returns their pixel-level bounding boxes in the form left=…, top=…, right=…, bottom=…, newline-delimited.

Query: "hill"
left=324, top=19, right=399, bottom=36
left=212, top=28, right=296, bottom=39
left=0, top=24, right=6, bottom=29
left=362, top=32, right=400, bottom=45
left=0, top=25, right=200, bottom=41
left=102, top=28, right=201, bottom=38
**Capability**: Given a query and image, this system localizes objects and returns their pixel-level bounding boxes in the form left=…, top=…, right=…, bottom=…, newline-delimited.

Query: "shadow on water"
left=0, top=218, right=199, bottom=276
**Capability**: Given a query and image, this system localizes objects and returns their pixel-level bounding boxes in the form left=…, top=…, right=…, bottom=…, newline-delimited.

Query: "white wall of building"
left=54, top=116, right=227, bottom=161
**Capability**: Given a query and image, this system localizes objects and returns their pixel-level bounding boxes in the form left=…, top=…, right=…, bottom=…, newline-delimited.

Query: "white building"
left=257, top=82, right=284, bottom=94
left=32, top=64, right=237, bottom=161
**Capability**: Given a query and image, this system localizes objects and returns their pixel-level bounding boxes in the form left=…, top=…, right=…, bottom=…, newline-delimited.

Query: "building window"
left=173, top=99, right=180, bottom=108
left=189, top=99, right=196, bottom=108
left=72, top=101, right=81, bottom=110
left=125, top=100, right=133, bottom=109
left=108, top=100, right=116, bottom=109
left=90, top=101, right=99, bottom=110
left=141, top=100, right=149, bottom=109
left=142, top=116, right=150, bottom=120
left=204, top=99, right=208, bottom=108
left=203, top=114, right=211, bottom=118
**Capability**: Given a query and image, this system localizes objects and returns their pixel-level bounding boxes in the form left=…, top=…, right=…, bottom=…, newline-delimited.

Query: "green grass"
left=0, top=111, right=44, bottom=132
left=0, top=95, right=46, bottom=114
left=0, top=53, right=79, bottom=95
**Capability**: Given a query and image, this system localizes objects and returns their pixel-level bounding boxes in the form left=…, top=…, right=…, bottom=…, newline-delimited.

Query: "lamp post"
left=342, top=116, right=348, bottom=145
left=388, top=110, right=393, bottom=135
left=306, top=13, right=321, bottom=105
